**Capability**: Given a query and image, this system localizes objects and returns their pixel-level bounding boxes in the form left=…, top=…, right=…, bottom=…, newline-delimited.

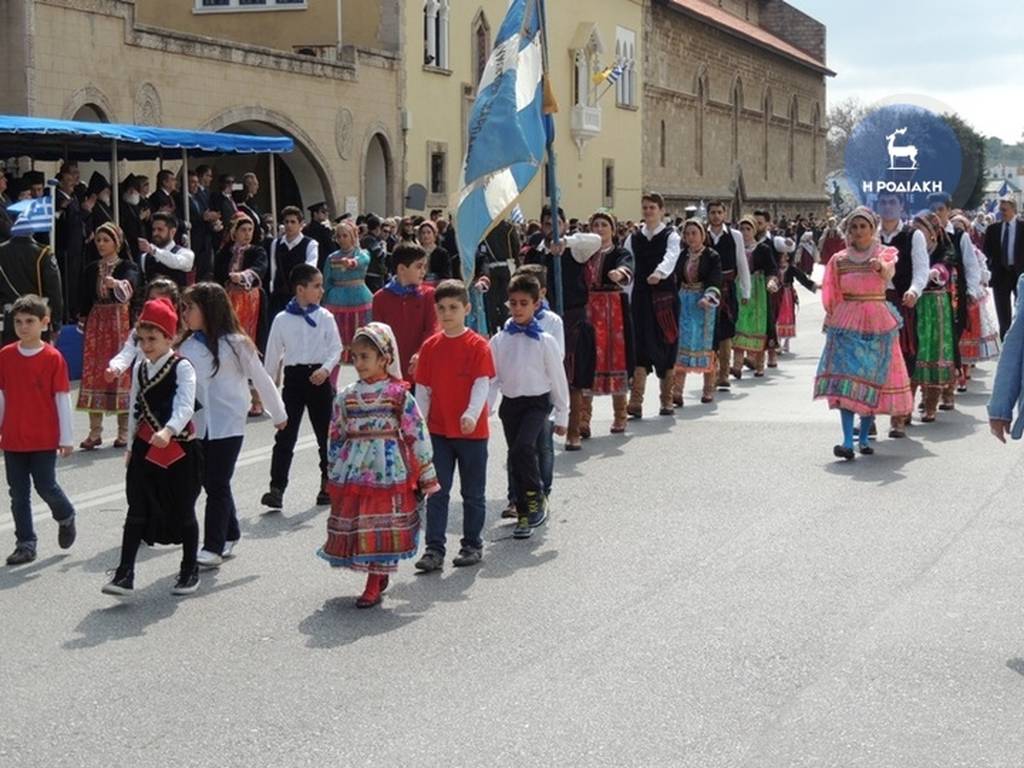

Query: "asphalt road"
left=2, top=280, right=1023, bottom=768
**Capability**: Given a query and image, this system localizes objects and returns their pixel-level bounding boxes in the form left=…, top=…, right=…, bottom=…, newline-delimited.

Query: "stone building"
left=401, top=0, right=645, bottom=221
left=1, top=0, right=404, bottom=216
left=643, top=0, right=834, bottom=219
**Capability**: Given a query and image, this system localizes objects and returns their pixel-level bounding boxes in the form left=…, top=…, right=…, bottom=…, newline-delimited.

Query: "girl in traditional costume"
left=77, top=222, right=140, bottom=450
left=317, top=322, right=438, bottom=609
left=322, top=220, right=373, bottom=369
left=732, top=216, right=778, bottom=378
left=668, top=219, right=721, bottom=406
left=911, top=213, right=957, bottom=423
left=813, top=207, right=913, bottom=459
left=773, top=235, right=817, bottom=353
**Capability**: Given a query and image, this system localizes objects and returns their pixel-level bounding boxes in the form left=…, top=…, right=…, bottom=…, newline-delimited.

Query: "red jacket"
left=371, top=285, right=439, bottom=381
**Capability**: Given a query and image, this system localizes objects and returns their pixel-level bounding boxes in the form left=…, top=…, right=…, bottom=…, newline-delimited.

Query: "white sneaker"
left=196, top=549, right=223, bottom=569
left=222, top=539, right=238, bottom=559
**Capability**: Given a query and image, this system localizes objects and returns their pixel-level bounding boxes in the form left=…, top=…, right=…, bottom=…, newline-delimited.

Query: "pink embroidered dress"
left=813, top=244, right=913, bottom=416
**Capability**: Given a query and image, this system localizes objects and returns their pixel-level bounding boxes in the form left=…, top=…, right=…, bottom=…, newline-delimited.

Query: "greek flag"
left=8, top=196, right=54, bottom=237
left=510, top=204, right=525, bottom=225
left=606, top=64, right=624, bottom=85
left=455, top=0, right=544, bottom=283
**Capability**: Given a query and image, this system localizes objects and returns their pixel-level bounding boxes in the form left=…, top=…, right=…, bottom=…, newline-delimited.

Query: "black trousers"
left=499, top=394, right=551, bottom=514
left=270, top=365, right=333, bottom=491
left=202, top=435, right=244, bottom=555
left=991, top=268, right=1020, bottom=340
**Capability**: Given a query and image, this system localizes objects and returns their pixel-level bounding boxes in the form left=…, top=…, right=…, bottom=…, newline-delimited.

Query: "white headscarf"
left=353, top=321, right=403, bottom=380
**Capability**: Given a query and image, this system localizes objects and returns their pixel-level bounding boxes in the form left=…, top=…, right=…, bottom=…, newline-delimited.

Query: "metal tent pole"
left=269, top=154, right=278, bottom=234
left=111, top=140, right=120, bottom=227
left=181, top=148, right=191, bottom=242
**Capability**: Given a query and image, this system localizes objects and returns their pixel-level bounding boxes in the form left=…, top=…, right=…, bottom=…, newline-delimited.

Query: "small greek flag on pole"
left=510, top=204, right=525, bottom=225
left=606, top=64, right=624, bottom=85
left=455, top=0, right=544, bottom=283
left=8, top=196, right=54, bottom=237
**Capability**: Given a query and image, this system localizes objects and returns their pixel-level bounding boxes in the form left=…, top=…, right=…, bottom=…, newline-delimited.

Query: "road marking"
left=0, top=437, right=317, bottom=533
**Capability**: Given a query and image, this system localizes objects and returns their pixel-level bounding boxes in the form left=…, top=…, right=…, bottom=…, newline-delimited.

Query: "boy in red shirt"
left=413, top=280, right=495, bottom=570
left=1, top=295, right=76, bottom=565
left=371, top=243, right=438, bottom=382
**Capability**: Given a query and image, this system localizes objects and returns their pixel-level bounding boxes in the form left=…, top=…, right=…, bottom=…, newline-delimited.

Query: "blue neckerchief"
left=192, top=330, right=209, bottom=346
left=285, top=298, right=319, bottom=328
left=384, top=278, right=420, bottom=297
left=502, top=317, right=543, bottom=340
left=535, top=299, right=550, bottom=320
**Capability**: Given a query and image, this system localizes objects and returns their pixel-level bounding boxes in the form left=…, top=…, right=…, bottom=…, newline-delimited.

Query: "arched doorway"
left=364, top=133, right=392, bottom=216
left=72, top=104, right=108, bottom=123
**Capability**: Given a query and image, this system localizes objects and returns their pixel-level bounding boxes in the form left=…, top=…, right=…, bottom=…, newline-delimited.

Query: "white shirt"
left=0, top=345, right=73, bottom=446
left=708, top=224, right=751, bottom=300
left=269, top=234, right=319, bottom=288
left=624, top=223, right=681, bottom=279
left=944, top=222, right=983, bottom=299
left=126, top=351, right=197, bottom=440
left=879, top=222, right=929, bottom=297
left=536, top=308, right=565, bottom=359
left=488, top=330, right=570, bottom=428
left=263, top=306, right=342, bottom=379
left=180, top=334, right=287, bottom=440
left=536, top=232, right=602, bottom=264
left=143, top=242, right=195, bottom=275
left=108, top=329, right=140, bottom=375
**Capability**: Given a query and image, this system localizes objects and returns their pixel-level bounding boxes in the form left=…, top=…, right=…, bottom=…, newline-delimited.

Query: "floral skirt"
left=588, top=290, right=631, bottom=396
left=913, top=290, right=956, bottom=387
left=814, top=321, right=912, bottom=416
left=734, top=273, right=768, bottom=353
left=776, top=286, right=797, bottom=338
left=316, top=485, right=421, bottom=574
left=676, top=286, right=717, bottom=373
left=228, top=286, right=261, bottom=342
left=77, top=302, right=131, bottom=413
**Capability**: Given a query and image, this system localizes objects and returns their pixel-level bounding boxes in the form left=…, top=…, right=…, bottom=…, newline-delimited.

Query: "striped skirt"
left=317, top=485, right=421, bottom=575
left=913, top=289, right=956, bottom=387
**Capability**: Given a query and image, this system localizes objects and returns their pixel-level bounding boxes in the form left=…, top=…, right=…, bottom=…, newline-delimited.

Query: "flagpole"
left=537, top=0, right=563, bottom=316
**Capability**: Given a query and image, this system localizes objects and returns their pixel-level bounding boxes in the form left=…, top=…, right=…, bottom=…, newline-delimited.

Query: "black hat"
left=333, top=212, right=353, bottom=224
left=307, top=201, right=327, bottom=214
left=87, top=171, right=110, bottom=196
left=23, top=171, right=45, bottom=186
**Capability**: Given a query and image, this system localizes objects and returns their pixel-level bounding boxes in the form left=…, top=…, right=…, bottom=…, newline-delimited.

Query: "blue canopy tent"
left=0, top=114, right=295, bottom=378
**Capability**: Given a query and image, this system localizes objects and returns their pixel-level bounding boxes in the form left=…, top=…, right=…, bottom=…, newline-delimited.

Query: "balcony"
left=570, top=104, right=602, bottom=157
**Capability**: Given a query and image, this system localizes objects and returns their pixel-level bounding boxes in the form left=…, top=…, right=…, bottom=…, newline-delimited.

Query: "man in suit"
left=983, top=197, right=1024, bottom=339
left=303, top=201, right=334, bottom=272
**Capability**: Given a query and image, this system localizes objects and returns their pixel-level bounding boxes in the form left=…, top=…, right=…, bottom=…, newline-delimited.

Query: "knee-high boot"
left=628, top=367, right=647, bottom=418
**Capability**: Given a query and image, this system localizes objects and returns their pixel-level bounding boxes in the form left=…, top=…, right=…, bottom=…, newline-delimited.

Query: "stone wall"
left=758, top=0, right=826, bottom=65
left=643, top=0, right=828, bottom=218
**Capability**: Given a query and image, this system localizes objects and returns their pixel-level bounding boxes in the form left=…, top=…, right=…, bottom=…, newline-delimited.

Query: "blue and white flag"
left=606, top=64, right=624, bottom=85
left=455, top=0, right=544, bottom=283
left=510, top=204, right=525, bottom=225
left=8, top=196, right=54, bottom=237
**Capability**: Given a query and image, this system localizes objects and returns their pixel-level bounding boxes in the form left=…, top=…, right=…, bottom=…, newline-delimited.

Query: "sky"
left=794, top=1, right=1024, bottom=144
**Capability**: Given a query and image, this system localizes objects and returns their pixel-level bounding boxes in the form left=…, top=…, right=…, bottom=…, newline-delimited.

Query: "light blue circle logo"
left=844, top=104, right=962, bottom=214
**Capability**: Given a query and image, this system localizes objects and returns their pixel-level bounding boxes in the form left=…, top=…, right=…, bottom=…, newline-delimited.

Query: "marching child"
left=261, top=263, right=342, bottom=510
left=489, top=273, right=569, bottom=539
left=413, top=280, right=496, bottom=572
left=102, top=297, right=202, bottom=596
left=1, top=295, right=76, bottom=566
left=317, top=322, right=439, bottom=608
left=179, top=282, right=287, bottom=568
left=371, top=243, right=438, bottom=383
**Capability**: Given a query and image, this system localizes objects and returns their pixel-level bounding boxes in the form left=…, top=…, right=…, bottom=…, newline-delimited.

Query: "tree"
left=942, top=112, right=986, bottom=209
left=825, top=97, right=867, bottom=175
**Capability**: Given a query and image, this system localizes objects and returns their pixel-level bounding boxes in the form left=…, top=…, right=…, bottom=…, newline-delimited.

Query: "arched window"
left=660, top=119, right=666, bottom=168
left=762, top=88, right=772, bottom=181
left=471, top=10, right=490, bottom=88
left=811, top=102, right=821, bottom=184
left=731, top=77, right=742, bottom=164
left=788, top=96, right=798, bottom=181
left=424, top=0, right=450, bottom=69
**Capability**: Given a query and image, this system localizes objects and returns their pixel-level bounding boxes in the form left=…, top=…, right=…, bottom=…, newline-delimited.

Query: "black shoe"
left=261, top=487, right=284, bottom=509
left=101, top=568, right=134, bottom=596
left=659, top=407, right=675, bottom=416
left=888, top=428, right=906, bottom=439
left=315, top=489, right=331, bottom=506
left=452, top=547, right=483, bottom=567
left=833, top=445, right=855, bottom=461
left=414, top=549, right=444, bottom=572
left=171, top=564, right=200, bottom=596
left=938, top=403, right=955, bottom=411
left=858, top=444, right=875, bottom=455
left=528, top=506, right=549, bottom=529
left=512, top=515, right=533, bottom=539
left=57, top=517, right=76, bottom=550
left=6, top=546, right=36, bottom=566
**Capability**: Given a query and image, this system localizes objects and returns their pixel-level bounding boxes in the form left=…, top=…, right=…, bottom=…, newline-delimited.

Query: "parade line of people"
left=0, top=189, right=1015, bottom=608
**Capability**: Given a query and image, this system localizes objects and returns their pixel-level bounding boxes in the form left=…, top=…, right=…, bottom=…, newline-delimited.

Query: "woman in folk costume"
left=77, top=222, right=141, bottom=450
left=773, top=235, right=818, bottom=354
left=732, top=216, right=778, bottom=378
left=668, top=219, right=721, bottom=406
left=317, top=322, right=438, bottom=609
left=817, top=217, right=845, bottom=266
left=952, top=213, right=1000, bottom=390
left=910, top=212, right=958, bottom=423
left=796, top=230, right=818, bottom=275
left=813, top=207, right=913, bottom=460
left=575, top=210, right=635, bottom=440
left=322, top=220, right=374, bottom=369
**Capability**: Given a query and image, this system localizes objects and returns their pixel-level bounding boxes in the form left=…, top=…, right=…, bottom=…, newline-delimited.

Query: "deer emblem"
left=886, top=128, right=918, bottom=170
